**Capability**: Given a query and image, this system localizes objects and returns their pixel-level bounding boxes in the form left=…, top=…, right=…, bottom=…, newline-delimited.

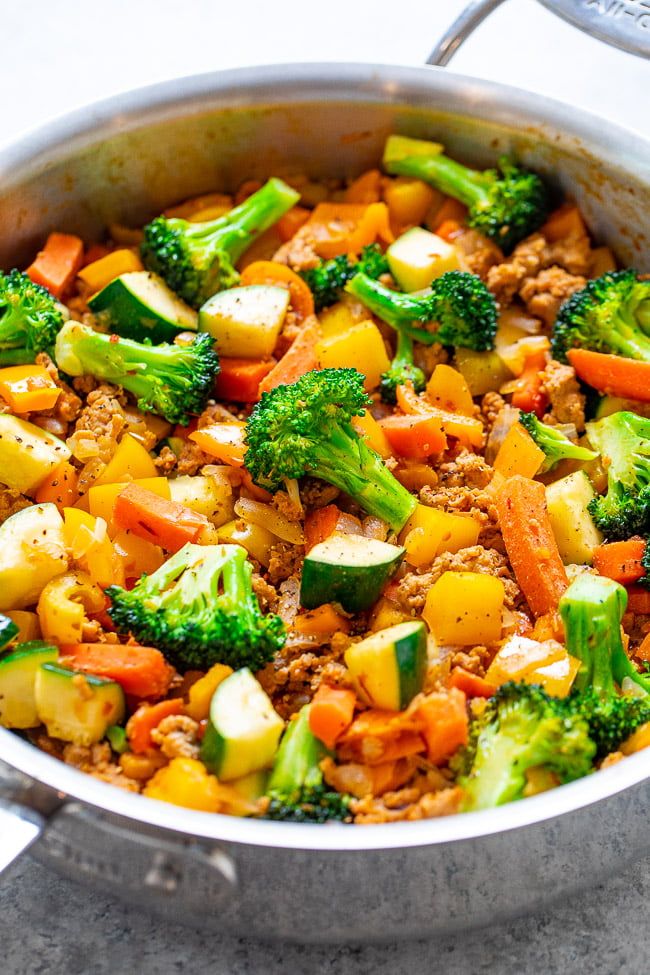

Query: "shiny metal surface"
left=427, top=0, right=650, bottom=65
left=0, top=800, right=43, bottom=872
left=0, top=63, right=649, bottom=941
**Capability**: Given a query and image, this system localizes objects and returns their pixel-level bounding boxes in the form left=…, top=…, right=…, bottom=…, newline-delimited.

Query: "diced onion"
left=234, top=498, right=304, bottom=545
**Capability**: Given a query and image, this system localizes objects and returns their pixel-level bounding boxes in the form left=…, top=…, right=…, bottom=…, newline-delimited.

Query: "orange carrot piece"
left=435, top=219, right=464, bottom=242
left=257, top=316, right=322, bottom=395
left=309, top=685, right=357, bottom=750
left=495, top=475, right=569, bottom=617
left=395, top=382, right=483, bottom=447
left=214, top=358, right=276, bottom=403
left=448, top=667, right=497, bottom=699
left=510, top=349, right=549, bottom=418
left=627, top=586, right=650, bottom=615
left=567, top=348, right=650, bottom=402
left=541, top=203, right=587, bottom=243
left=240, top=260, right=315, bottom=322
left=277, top=206, right=311, bottom=242
left=593, top=538, right=646, bottom=585
left=189, top=422, right=246, bottom=466
left=82, top=243, right=112, bottom=266
left=26, top=232, right=84, bottom=299
left=344, top=169, right=382, bottom=205
left=127, top=698, right=185, bottom=753
left=337, top=708, right=426, bottom=765
left=306, top=202, right=393, bottom=259
left=35, top=461, right=80, bottom=512
left=113, top=483, right=209, bottom=552
left=304, top=504, right=342, bottom=552
left=0, top=364, right=61, bottom=413
left=431, top=197, right=468, bottom=233
left=61, top=643, right=173, bottom=699
left=234, top=179, right=263, bottom=205
left=379, top=414, right=447, bottom=459
left=415, top=688, right=468, bottom=764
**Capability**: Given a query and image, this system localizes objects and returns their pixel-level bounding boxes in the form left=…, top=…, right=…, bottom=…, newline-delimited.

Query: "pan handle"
left=426, top=0, right=508, bottom=66
left=0, top=799, right=44, bottom=873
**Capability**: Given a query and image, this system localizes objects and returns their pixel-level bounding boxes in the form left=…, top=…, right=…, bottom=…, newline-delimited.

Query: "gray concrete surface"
left=0, top=853, right=647, bottom=974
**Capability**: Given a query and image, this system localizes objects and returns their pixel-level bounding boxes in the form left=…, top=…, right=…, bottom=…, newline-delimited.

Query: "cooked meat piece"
left=0, top=485, right=31, bottom=525
left=454, top=228, right=504, bottom=280
left=150, top=714, right=200, bottom=759
left=252, top=572, right=279, bottom=613
left=351, top=783, right=463, bottom=823
left=62, top=742, right=140, bottom=792
left=154, top=444, right=178, bottom=473
left=519, top=266, right=586, bottom=327
left=487, top=233, right=548, bottom=304
left=68, top=383, right=127, bottom=492
left=413, top=342, right=449, bottom=375
left=268, top=540, right=305, bottom=585
left=480, top=392, right=507, bottom=433
left=272, top=226, right=321, bottom=270
left=540, top=359, right=587, bottom=431
left=396, top=545, right=521, bottom=615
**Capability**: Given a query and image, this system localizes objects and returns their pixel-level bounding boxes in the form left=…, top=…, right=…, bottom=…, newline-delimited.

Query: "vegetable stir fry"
left=0, top=141, right=648, bottom=826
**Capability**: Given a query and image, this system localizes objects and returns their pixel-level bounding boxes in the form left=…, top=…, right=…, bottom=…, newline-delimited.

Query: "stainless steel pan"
left=1, top=17, right=650, bottom=945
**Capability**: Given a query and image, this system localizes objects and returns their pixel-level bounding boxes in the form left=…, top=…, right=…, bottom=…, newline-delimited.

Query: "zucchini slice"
left=0, top=641, right=58, bottom=729
left=300, top=533, right=404, bottom=613
left=200, top=667, right=284, bottom=781
left=34, top=663, right=125, bottom=745
left=344, top=621, right=427, bottom=710
left=88, top=271, right=198, bottom=343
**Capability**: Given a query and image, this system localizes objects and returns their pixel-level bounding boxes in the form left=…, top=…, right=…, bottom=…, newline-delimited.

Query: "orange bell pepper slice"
left=0, top=364, right=61, bottom=412
left=126, top=698, right=185, bottom=753
left=306, top=202, right=393, bottom=259
left=240, top=261, right=315, bottom=322
left=113, top=483, right=209, bottom=552
left=189, top=421, right=246, bottom=467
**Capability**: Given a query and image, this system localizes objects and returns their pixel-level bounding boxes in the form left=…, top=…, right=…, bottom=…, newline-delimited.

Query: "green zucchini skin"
left=0, top=641, right=58, bottom=728
left=393, top=623, right=428, bottom=709
left=89, top=271, right=198, bottom=343
left=344, top=621, right=427, bottom=710
left=300, top=534, right=405, bottom=613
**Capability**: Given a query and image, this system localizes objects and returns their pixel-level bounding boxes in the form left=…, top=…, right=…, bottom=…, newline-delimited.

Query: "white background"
left=2, top=0, right=649, bottom=146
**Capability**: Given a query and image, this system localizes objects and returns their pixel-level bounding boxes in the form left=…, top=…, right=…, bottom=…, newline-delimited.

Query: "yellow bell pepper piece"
left=112, top=530, right=164, bottom=579
left=77, top=249, right=143, bottom=293
left=492, top=422, right=545, bottom=480
left=319, top=300, right=363, bottom=338
left=93, top=434, right=157, bottom=487
left=423, top=571, right=505, bottom=645
left=316, top=320, right=390, bottom=392
left=383, top=177, right=439, bottom=232
left=524, top=654, right=581, bottom=697
left=37, top=570, right=106, bottom=645
left=164, top=192, right=232, bottom=220
left=399, top=503, right=480, bottom=568
left=6, top=610, right=41, bottom=642
left=369, top=597, right=410, bottom=632
left=485, top=636, right=566, bottom=686
left=87, top=476, right=170, bottom=527
left=426, top=363, right=475, bottom=416
left=621, top=721, right=650, bottom=755
left=143, top=757, right=224, bottom=812
left=0, top=365, right=61, bottom=413
left=185, top=664, right=234, bottom=721
left=217, top=519, right=275, bottom=568
left=352, top=410, right=393, bottom=459
left=63, top=507, right=125, bottom=588
left=187, top=204, right=231, bottom=222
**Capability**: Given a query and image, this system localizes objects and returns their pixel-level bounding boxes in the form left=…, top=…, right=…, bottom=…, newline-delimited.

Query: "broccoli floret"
left=518, top=411, right=597, bottom=473
left=559, top=574, right=650, bottom=753
left=346, top=270, right=497, bottom=355
left=141, top=178, right=300, bottom=308
left=552, top=270, right=650, bottom=364
left=264, top=706, right=351, bottom=823
left=0, top=270, right=65, bottom=365
left=584, top=411, right=650, bottom=539
left=54, top=320, right=219, bottom=425
left=300, top=244, right=389, bottom=311
left=383, top=138, right=549, bottom=252
left=107, top=543, right=285, bottom=672
left=455, top=682, right=595, bottom=811
left=244, top=367, right=417, bottom=531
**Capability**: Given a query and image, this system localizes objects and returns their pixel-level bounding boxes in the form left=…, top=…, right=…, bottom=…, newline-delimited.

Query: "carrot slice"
left=277, top=206, right=311, bottom=243
left=214, top=358, right=276, bottom=403
left=60, top=643, right=173, bottom=699
left=495, top=475, right=569, bottom=617
left=35, top=461, right=79, bottom=512
left=415, top=688, right=468, bottom=764
left=567, top=348, right=650, bottom=402
left=26, top=232, right=84, bottom=299
left=379, top=414, right=447, bottom=459
left=593, top=538, right=646, bottom=585
left=510, top=349, right=549, bottom=418
left=337, top=709, right=426, bottom=765
left=113, top=483, right=209, bottom=552
left=448, top=667, right=497, bottom=699
left=293, top=604, right=351, bottom=637
left=240, top=261, right=315, bottom=322
left=257, top=316, right=322, bottom=395
left=431, top=197, right=468, bottom=233
left=303, top=504, right=342, bottom=552
left=435, top=219, right=464, bottom=242
left=126, top=698, right=185, bottom=753
left=309, top=685, right=357, bottom=750
left=627, top=586, right=650, bottom=614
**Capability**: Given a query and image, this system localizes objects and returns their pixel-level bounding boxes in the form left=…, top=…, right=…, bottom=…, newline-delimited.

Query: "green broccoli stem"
left=610, top=312, right=650, bottom=360
left=346, top=273, right=436, bottom=343
left=268, top=707, right=325, bottom=797
left=0, top=346, right=41, bottom=365
left=387, top=153, right=489, bottom=209
left=393, top=329, right=416, bottom=374
left=559, top=574, right=622, bottom=696
left=310, top=421, right=417, bottom=531
left=180, top=177, right=299, bottom=264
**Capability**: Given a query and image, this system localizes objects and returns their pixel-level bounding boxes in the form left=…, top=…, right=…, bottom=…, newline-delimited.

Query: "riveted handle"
left=0, top=799, right=44, bottom=874
left=427, top=0, right=650, bottom=67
